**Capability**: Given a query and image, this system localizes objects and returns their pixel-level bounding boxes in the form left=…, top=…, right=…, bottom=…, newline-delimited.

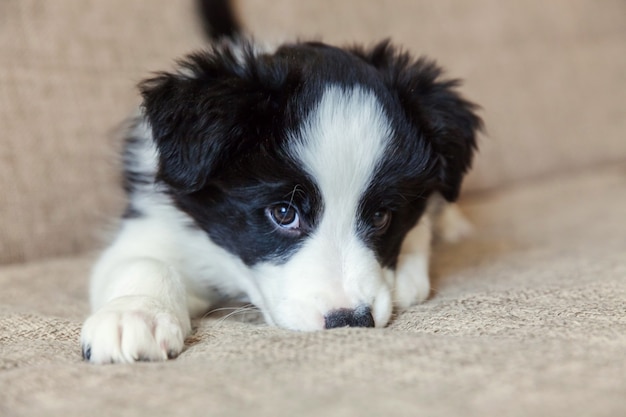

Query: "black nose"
left=324, top=306, right=375, bottom=329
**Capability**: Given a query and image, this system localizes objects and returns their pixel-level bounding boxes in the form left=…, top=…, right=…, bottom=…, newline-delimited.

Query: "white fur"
left=435, top=201, right=474, bottom=243
left=82, top=124, right=253, bottom=363
left=394, top=216, right=432, bottom=308
left=248, top=86, right=395, bottom=330
left=81, top=86, right=463, bottom=363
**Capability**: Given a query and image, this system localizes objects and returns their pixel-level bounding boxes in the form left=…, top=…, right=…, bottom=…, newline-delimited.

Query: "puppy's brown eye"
left=371, top=209, right=392, bottom=234
left=267, top=204, right=300, bottom=230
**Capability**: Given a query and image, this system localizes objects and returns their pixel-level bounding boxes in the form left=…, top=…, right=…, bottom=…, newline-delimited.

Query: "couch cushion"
left=1, top=164, right=624, bottom=416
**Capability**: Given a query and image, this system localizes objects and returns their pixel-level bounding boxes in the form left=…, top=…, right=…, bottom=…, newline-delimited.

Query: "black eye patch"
left=357, top=157, right=437, bottom=268
left=171, top=177, right=322, bottom=266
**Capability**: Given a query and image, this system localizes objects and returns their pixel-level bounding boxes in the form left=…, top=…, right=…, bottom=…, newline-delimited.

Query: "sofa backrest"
left=1, top=0, right=625, bottom=264
left=1, top=1, right=203, bottom=264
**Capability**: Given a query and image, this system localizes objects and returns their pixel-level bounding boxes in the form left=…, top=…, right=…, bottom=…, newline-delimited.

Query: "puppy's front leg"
left=81, top=257, right=191, bottom=364
left=394, top=201, right=473, bottom=309
left=393, top=215, right=432, bottom=309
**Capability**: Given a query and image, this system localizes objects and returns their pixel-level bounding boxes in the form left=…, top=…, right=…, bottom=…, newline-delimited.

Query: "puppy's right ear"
left=139, top=49, right=278, bottom=193
left=139, top=54, right=234, bottom=193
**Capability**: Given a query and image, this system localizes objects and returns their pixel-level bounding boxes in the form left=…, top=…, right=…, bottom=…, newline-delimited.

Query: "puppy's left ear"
left=405, top=63, right=482, bottom=201
left=354, top=42, right=483, bottom=201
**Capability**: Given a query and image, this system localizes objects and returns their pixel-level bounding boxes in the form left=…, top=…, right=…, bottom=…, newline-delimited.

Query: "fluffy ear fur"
left=352, top=41, right=482, bottom=201
left=141, top=40, right=481, bottom=198
left=139, top=46, right=285, bottom=193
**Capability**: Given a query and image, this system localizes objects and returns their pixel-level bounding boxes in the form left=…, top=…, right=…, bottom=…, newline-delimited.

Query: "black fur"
left=139, top=44, right=309, bottom=193
left=197, top=0, right=242, bottom=41
left=81, top=344, right=91, bottom=361
left=173, top=175, right=323, bottom=266
left=325, top=307, right=375, bottom=329
left=121, top=204, right=143, bottom=220
left=350, top=41, right=482, bottom=201
left=123, top=136, right=154, bottom=194
left=137, top=38, right=481, bottom=268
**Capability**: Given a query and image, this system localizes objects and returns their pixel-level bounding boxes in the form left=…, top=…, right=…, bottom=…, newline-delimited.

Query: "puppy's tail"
left=197, top=0, right=243, bottom=41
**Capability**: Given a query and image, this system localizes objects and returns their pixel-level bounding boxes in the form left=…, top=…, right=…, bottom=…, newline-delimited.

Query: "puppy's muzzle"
left=324, top=306, right=375, bottom=329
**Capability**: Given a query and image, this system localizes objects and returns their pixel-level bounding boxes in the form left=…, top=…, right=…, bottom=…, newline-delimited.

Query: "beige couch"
left=1, top=1, right=625, bottom=416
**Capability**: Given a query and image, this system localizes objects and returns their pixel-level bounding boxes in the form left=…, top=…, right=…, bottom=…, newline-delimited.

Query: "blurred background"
left=1, top=0, right=625, bottom=264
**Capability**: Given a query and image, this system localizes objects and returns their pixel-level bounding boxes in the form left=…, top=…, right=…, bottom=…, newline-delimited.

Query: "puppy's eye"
left=371, top=209, right=392, bottom=234
left=267, top=203, right=300, bottom=230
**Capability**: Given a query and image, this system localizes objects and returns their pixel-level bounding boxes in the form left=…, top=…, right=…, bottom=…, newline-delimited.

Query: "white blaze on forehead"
left=249, top=86, right=394, bottom=329
left=291, top=85, right=392, bottom=233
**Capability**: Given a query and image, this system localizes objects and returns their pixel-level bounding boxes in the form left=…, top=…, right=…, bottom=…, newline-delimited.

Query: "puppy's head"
left=140, top=40, right=481, bottom=330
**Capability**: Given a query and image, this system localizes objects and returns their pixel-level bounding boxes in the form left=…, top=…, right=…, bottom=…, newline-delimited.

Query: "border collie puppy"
left=81, top=0, right=482, bottom=363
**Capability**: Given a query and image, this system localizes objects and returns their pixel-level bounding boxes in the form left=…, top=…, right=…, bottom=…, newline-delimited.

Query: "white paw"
left=435, top=203, right=473, bottom=243
left=81, top=295, right=187, bottom=364
left=393, top=254, right=431, bottom=309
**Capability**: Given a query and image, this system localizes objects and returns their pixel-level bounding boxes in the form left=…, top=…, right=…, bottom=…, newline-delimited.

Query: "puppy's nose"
left=324, top=306, right=375, bottom=329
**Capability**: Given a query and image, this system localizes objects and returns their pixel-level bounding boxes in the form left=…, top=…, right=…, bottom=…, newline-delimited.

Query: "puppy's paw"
left=393, top=254, right=431, bottom=309
left=435, top=203, right=473, bottom=243
left=80, top=296, right=186, bottom=364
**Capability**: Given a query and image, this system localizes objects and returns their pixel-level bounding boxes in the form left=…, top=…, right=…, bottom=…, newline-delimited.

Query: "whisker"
left=202, top=305, right=253, bottom=319
left=214, top=305, right=261, bottom=326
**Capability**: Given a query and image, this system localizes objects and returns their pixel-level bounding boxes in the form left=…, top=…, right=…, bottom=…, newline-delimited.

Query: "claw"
left=82, top=345, right=92, bottom=361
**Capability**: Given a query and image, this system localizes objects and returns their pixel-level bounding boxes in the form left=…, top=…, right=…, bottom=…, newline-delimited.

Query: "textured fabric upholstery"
left=1, top=1, right=625, bottom=415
